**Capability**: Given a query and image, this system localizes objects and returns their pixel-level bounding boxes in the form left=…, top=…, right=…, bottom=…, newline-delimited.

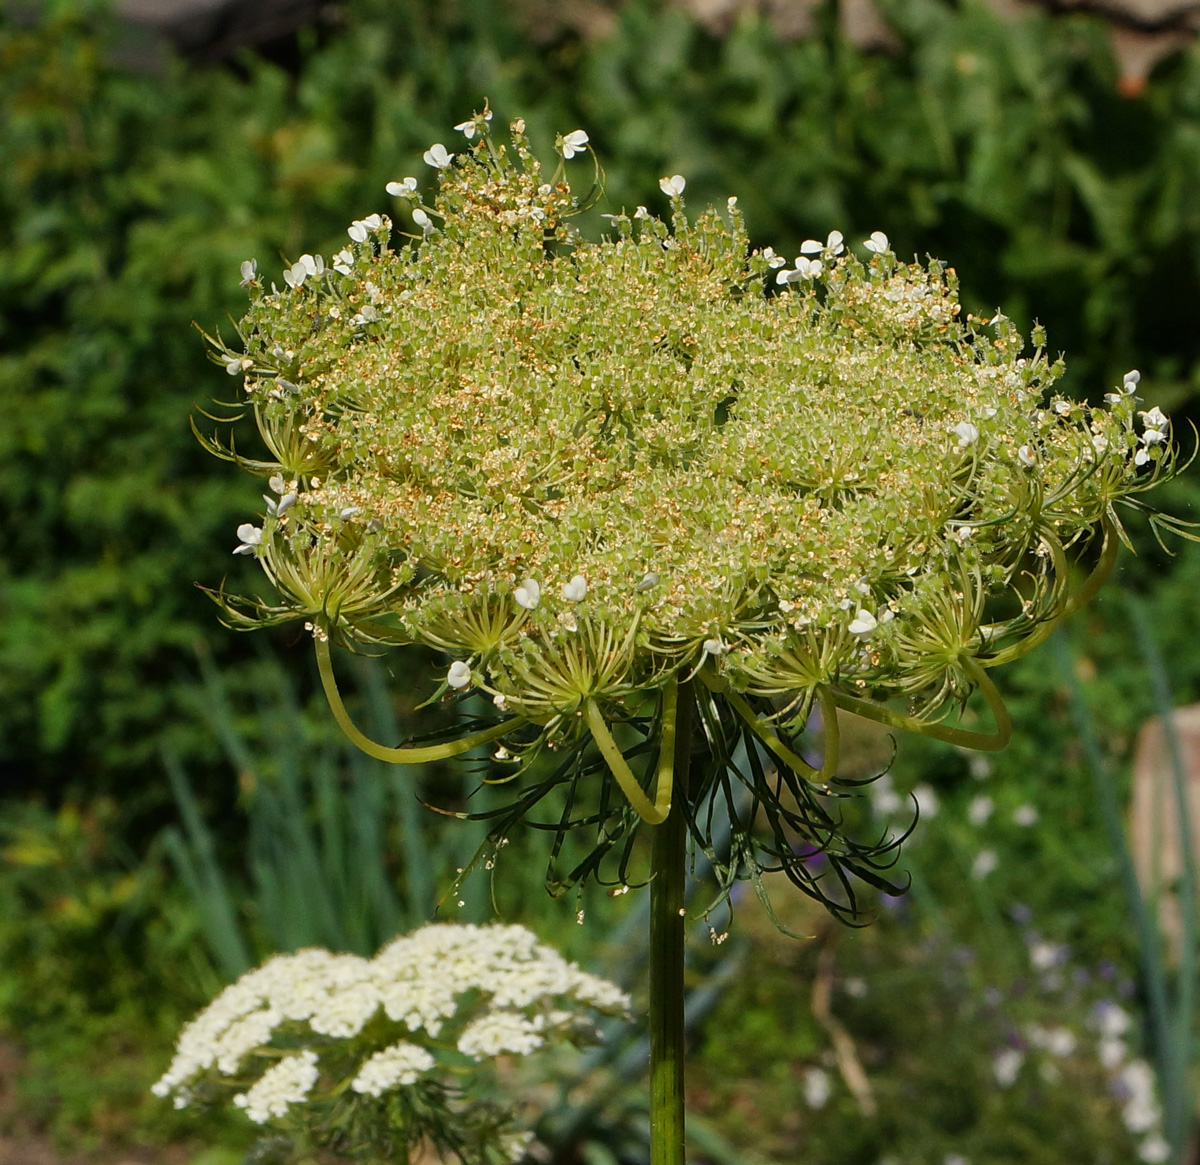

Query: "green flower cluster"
left=203, top=110, right=1187, bottom=905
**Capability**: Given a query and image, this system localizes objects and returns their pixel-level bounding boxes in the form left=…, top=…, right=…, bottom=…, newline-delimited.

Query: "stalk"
left=649, top=680, right=694, bottom=1165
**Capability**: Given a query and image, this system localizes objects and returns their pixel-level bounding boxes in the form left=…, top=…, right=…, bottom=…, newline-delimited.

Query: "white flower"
left=351, top=305, right=377, bottom=327
left=659, top=174, right=686, bottom=198
left=802, top=1066, right=831, bottom=1109
left=968, top=795, right=993, bottom=826
left=702, top=637, right=727, bottom=657
left=1029, top=941, right=1066, bottom=971
left=1012, top=803, right=1038, bottom=826
left=1097, top=1002, right=1132, bottom=1039
left=1017, top=444, right=1036, bottom=467
left=863, top=230, right=890, bottom=253
left=239, top=259, right=257, bottom=286
left=848, top=609, right=877, bottom=635
left=457, top=1010, right=544, bottom=1059
left=351, top=1042, right=435, bottom=1096
left=800, top=231, right=844, bottom=256
left=1100, top=1036, right=1127, bottom=1069
left=1139, top=1135, right=1170, bottom=1163
left=514, top=579, right=541, bottom=610
left=454, top=118, right=479, bottom=139
left=760, top=246, right=787, bottom=269
left=1121, top=1059, right=1162, bottom=1133
left=972, top=849, right=998, bottom=879
left=493, top=693, right=509, bottom=711
left=225, top=356, right=252, bottom=376
left=633, top=205, right=650, bottom=219
left=386, top=176, right=418, bottom=197
left=423, top=143, right=454, bottom=169
left=283, top=260, right=309, bottom=289
left=264, top=491, right=296, bottom=518
left=233, top=524, right=262, bottom=555
left=348, top=214, right=383, bottom=242
left=332, top=248, right=354, bottom=275
left=635, top=572, right=659, bottom=592
left=412, top=207, right=434, bottom=236
left=871, top=774, right=903, bottom=817
left=914, top=783, right=939, bottom=819
left=1053, top=400, right=1072, bottom=415
left=777, top=256, right=822, bottom=283
left=1124, top=369, right=1141, bottom=390
left=447, top=661, right=472, bottom=689
left=954, top=421, right=980, bottom=448
left=1140, top=407, right=1169, bottom=445
left=1045, top=1026, right=1076, bottom=1057
left=559, top=129, right=590, bottom=159
left=561, top=574, right=587, bottom=602
left=232, top=1051, right=320, bottom=1124
left=1135, top=448, right=1152, bottom=466
left=993, top=1047, right=1023, bottom=1087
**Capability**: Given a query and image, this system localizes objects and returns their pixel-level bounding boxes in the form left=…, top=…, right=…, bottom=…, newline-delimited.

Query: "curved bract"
left=204, top=109, right=1189, bottom=906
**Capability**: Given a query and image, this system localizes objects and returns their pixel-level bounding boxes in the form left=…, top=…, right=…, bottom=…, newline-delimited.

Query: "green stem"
left=585, top=678, right=677, bottom=825
left=316, top=637, right=522, bottom=763
left=832, top=655, right=1012, bottom=751
left=649, top=679, right=693, bottom=1165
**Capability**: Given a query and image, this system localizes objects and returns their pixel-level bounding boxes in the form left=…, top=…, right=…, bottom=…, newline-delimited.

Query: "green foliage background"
left=4, top=0, right=1200, bottom=1159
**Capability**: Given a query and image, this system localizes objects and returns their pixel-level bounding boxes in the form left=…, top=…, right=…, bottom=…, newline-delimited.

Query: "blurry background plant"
left=5, top=0, right=1200, bottom=1161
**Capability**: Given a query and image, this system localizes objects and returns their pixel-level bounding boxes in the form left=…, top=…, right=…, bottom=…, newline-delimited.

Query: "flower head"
left=206, top=114, right=1189, bottom=921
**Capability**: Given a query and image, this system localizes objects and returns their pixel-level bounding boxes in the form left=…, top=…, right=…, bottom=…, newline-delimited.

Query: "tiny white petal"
left=446, top=661, right=472, bottom=689
left=561, top=574, right=588, bottom=602
left=1123, top=369, right=1141, bottom=388
left=635, top=572, right=659, bottom=592
left=954, top=421, right=980, bottom=448
left=826, top=229, right=844, bottom=254
left=863, top=230, right=890, bottom=253
left=237, top=523, right=262, bottom=545
left=454, top=119, right=476, bottom=138
left=239, top=259, right=257, bottom=285
left=412, top=207, right=433, bottom=235
left=702, top=637, right=726, bottom=656
left=658, top=174, right=686, bottom=198
left=799, top=239, right=823, bottom=254
left=514, top=579, right=541, bottom=610
left=275, top=491, right=297, bottom=517
left=1017, top=445, right=1036, bottom=467
left=560, top=129, right=590, bottom=159
left=423, top=143, right=454, bottom=169
left=848, top=610, right=877, bottom=636
left=348, top=221, right=368, bottom=242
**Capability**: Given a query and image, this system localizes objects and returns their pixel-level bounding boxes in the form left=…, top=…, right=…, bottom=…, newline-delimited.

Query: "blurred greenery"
left=4, top=0, right=1200, bottom=1160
